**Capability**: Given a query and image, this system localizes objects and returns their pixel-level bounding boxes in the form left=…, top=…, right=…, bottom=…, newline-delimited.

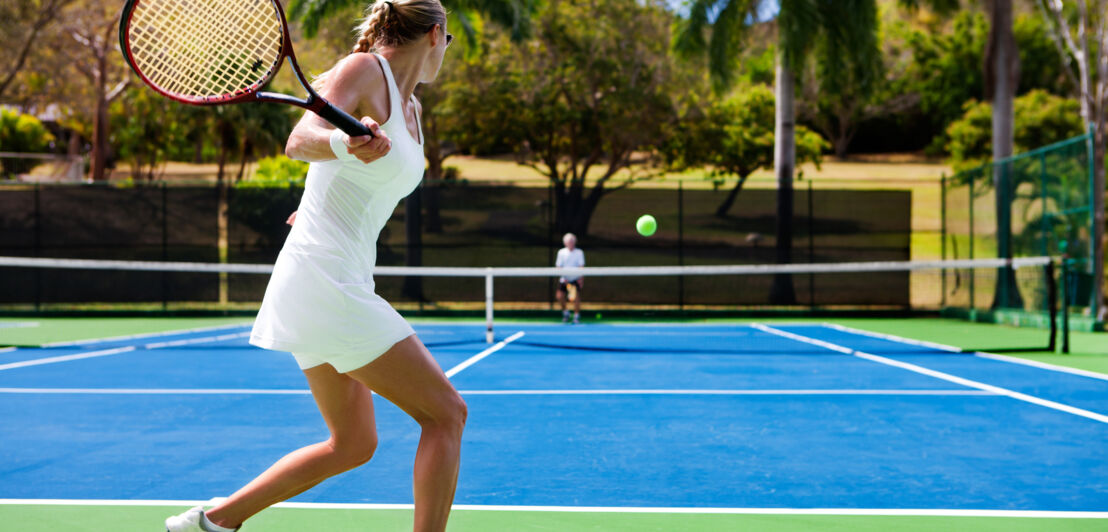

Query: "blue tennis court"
left=1, top=321, right=1106, bottom=516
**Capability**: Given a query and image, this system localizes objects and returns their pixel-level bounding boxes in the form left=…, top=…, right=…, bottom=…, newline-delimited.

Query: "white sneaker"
left=165, top=506, right=208, bottom=532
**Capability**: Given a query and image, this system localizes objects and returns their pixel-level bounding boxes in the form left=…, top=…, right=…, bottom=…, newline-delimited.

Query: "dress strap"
left=371, top=53, right=403, bottom=119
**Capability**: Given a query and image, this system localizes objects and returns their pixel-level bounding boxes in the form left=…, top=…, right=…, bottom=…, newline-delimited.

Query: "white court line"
left=754, top=324, right=1108, bottom=425
left=0, top=499, right=1104, bottom=518
left=0, top=332, right=252, bottom=372
left=444, top=331, right=525, bottom=378
left=0, top=388, right=311, bottom=395
left=43, top=322, right=253, bottom=348
left=0, top=346, right=136, bottom=371
left=974, top=352, right=1108, bottom=381
left=820, top=323, right=962, bottom=352
left=0, top=322, right=39, bottom=329
left=458, top=389, right=995, bottom=396
left=823, top=322, right=1108, bottom=382
left=0, top=388, right=995, bottom=396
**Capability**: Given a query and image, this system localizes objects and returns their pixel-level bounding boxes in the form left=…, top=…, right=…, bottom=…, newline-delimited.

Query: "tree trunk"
left=1093, top=128, right=1105, bottom=320
left=986, top=0, right=1023, bottom=309
left=235, top=138, right=251, bottom=183
left=715, top=174, right=751, bottom=218
left=88, top=55, right=109, bottom=182
left=771, top=58, right=797, bottom=305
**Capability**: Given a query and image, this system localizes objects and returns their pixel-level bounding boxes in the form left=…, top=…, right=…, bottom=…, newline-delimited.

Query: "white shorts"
left=292, top=331, right=414, bottom=373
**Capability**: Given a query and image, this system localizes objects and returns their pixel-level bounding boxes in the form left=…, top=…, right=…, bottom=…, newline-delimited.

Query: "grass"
left=0, top=504, right=1103, bottom=532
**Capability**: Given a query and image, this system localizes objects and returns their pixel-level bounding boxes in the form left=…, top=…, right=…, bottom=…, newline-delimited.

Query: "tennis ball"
left=636, top=214, right=657, bottom=237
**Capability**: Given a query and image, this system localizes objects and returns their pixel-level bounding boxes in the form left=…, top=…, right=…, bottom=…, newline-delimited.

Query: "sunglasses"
left=430, top=24, right=453, bottom=46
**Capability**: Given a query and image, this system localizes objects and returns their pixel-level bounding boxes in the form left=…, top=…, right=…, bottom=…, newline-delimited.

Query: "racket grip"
left=317, top=102, right=375, bottom=138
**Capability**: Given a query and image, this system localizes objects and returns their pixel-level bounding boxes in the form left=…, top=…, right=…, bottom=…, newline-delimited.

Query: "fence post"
left=162, top=181, right=169, bottom=310
left=678, top=179, right=684, bottom=310
left=969, top=169, right=976, bottom=315
left=34, top=183, right=41, bottom=311
left=485, top=269, right=494, bottom=343
left=941, top=174, right=947, bottom=307
left=807, top=179, right=814, bottom=309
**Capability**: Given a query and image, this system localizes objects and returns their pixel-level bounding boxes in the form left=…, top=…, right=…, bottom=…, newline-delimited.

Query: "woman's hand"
left=338, top=117, right=391, bottom=164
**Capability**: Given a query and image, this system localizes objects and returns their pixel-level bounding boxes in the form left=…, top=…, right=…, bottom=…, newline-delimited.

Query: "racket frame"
left=119, top=0, right=373, bottom=137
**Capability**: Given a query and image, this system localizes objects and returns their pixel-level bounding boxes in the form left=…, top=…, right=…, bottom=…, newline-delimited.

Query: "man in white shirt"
left=555, top=232, right=585, bottom=324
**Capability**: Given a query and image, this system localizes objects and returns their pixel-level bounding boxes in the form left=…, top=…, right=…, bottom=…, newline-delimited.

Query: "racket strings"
left=127, top=0, right=283, bottom=99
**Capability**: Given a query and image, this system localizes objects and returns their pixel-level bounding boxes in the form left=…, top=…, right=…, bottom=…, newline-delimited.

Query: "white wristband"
left=329, top=128, right=358, bottom=162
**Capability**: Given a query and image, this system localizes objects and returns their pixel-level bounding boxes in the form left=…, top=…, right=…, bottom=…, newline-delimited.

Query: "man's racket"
left=119, top=0, right=373, bottom=137
left=566, top=282, right=578, bottom=302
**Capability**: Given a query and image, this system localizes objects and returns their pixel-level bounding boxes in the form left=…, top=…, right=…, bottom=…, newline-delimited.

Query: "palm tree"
left=673, top=0, right=882, bottom=304
left=905, top=0, right=1023, bottom=308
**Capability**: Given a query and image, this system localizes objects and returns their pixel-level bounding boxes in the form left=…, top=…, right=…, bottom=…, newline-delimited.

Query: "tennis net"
left=0, top=255, right=1060, bottom=350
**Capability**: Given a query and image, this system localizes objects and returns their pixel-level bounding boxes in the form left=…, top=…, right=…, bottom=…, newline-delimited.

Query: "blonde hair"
left=312, top=0, right=445, bottom=90
left=352, top=0, right=447, bottom=53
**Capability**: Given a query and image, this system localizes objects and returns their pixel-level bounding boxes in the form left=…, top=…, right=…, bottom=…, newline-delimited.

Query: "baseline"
left=0, top=499, right=1105, bottom=518
left=0, top=387, right=996, bottom=396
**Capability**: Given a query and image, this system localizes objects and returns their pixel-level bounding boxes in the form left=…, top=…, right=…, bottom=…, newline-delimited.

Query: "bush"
left=942, top=89, right=1084, bottom=171
left=0, top=108, right=55, bottom=177
left=238, top=155, right=309, bottom=188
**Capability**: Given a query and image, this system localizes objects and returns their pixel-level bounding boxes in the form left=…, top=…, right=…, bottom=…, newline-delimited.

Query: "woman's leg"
left=204, top=365, right=378, bottom=529
left=345, top=335, right=466, bottom=532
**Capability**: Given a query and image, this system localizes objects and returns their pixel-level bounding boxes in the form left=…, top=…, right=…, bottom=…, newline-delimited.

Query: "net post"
left=485, top=268, right=494, bottom=344
left=1061, top=252, right=1071, bottom=354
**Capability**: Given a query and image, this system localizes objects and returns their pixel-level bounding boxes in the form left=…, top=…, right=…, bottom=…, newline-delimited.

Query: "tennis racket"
left=119, top=0, right=373, bottom=137
left=566, top=282, right=578, bottom=302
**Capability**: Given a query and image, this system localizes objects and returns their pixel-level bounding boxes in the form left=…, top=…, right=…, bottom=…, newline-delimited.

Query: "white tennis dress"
left=250, top=54, right=423, bottom=371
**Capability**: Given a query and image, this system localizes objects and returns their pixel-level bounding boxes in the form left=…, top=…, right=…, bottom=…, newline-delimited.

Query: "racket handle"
left=317, top=102, right=375, bottom=138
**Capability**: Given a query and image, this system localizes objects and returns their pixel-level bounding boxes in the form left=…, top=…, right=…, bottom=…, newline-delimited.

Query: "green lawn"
left=1, top=504, right=1103, bottom=532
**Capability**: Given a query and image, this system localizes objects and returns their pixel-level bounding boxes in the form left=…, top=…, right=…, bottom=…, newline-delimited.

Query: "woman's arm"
left=285, top=54, right=393, bottom=163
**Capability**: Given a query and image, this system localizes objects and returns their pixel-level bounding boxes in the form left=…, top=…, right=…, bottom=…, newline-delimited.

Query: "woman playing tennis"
left=166, top=1, right=463, bottom=531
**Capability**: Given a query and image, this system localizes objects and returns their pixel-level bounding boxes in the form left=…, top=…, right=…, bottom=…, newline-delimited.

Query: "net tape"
left=0, top=256, right=1054, bottom=276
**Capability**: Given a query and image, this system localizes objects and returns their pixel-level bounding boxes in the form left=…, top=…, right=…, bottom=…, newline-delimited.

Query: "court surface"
left=1, top=321, right=1106, bottom=531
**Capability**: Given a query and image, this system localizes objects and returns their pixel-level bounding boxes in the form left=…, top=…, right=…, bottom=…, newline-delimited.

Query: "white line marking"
left=0, top=347, right=15, bottom=354
left=0, top=346, right=136, bottom=371
left=43, top=322, right=253, bottom=348
left=974, top=352, right=1108, bottom=381
left=0, top=388, right=312, bottom=395
left=458, top=389, right=996, bottom=396
left=444, top=331, right=524, bottom=378
left=823, top=322, right=1108, bottom=382
left=820, top=323, right=963, bottom=352
left=0, top=499, right=1104, bottom=518
left=0, top=331, right=252, bottom=372
left=0, top=322, right=39, bottom=329
left=0, top=388, right=996, bottom=396
left=754, top=324, right=1108, bottom=425
left=144, top=331, right=251, bottom=349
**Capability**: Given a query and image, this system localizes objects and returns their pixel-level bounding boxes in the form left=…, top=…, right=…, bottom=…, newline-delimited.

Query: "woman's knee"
left=418, top=391, right=467, bottom=434
left=329, top=431, right=378, bottom=469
